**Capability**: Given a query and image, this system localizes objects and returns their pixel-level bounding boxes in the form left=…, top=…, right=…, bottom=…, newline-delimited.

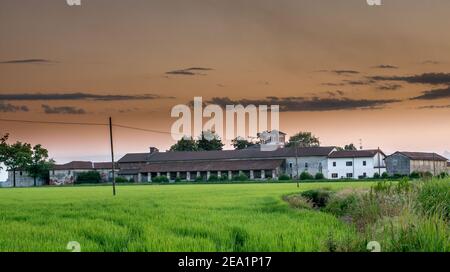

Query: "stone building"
left=117, top=146, right=336, bottom=182
left=50, top=161, right=118, bottom=185
left=385, top=151, right=448, bottom=176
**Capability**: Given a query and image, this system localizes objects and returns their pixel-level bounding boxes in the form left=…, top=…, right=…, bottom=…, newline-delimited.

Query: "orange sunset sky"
left=0, top=0, right=449, bottom=164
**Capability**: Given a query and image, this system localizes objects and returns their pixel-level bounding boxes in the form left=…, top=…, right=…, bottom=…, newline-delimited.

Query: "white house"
left=326, top=149, right=386, bottom=179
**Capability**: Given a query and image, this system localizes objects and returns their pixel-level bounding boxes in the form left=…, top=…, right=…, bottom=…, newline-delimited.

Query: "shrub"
left=438, top=172, right=449, bottom=179
left=381, top=172, right=389, bottom=179
left=315, top=172, right=325, bottom=180
left=208, top=174, right=218, bottom=182
left=195, top=175, right=205, bottom=182
left=153, top=175, right=169, bottom=183
left=392, top=173, right=405, bottom=179
left=299, top=171, right=314, bottom=180
left=373, top=172, right=380, bottom=179
left=115, top=177, right=129, bottom=183
left=278, top=174, right=290, bottom=181
left=174, top=177, right=181, bottom=182
left=220, top=174, right=228, bottom=181
left=233, top=173, right=248, bottom=181
left=300, top=188, right=333, bottom=208
left=324, top=193, right=359, bottom=217
left=76, top=171, right=101, bottom=184
left=409, top=172, right=420, bottom=179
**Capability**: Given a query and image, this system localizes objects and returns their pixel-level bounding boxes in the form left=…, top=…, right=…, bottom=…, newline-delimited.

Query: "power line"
left=0, top=117, right=178, bottom=135
left=0, top=118, right=107, bottom=126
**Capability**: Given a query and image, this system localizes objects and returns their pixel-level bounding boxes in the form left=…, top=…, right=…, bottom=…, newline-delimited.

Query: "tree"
left=0, top=133, right=9, bottom=171
left=231, top=137, right=255, bottom=150
left=26, top=144, right=54, bottom=187
left=337, top=143, right=358, bottom=151
left=0, top=141, right=33, bottom=187
left=285, top=132, right=320, bottom=148
left=170, top=136, right=198, bottom=151
left=197, top=131, right=224, bottom=151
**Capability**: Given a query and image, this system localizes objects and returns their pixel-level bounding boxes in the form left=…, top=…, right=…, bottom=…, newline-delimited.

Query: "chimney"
left=149, top=147, right=159, bottom=154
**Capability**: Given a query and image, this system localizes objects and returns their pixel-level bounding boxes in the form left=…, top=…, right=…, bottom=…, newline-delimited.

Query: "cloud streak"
left=203, top=96, right=399, bottom=112
left=42, top=105, right=86, bottom=115
left=371, top=73, right=450, bottom=85
left=373, top=64, right=398, bottom=69
left=0, top=92, right=173, bottom=101
left=411, top=86, right=450, bottom=100
left=166, top=67, right=213, bottom=76
left=0, top=102, right=29, bottom=112
left=0, top=59, right=54, bottom=64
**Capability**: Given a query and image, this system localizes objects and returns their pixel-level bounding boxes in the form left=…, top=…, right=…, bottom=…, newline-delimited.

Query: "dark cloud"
left=371, top=73, right=450, bottom=85
left=0, top=92, right=173, bottom=101
left=344, top=79, right=375, bottom=86
left=0, top=59, right=54, bottom=64
left=166, top=67, right=213, bottom=76
left=376, top=84, right=402, bottom=91
left=331, top=70, right=360, bottom=75
left=373, top=64, right=398, bottom=69
left=411, top=87, right=450, bottom=100
left=0, top=102, right=29, bottom=112
left=321, top=82, right=345, bottom=87
left=203, top=96, right=399, bottom=112
left=42, top=105, right=86, bottom=115
left=417, top=105, right=450, bottom=109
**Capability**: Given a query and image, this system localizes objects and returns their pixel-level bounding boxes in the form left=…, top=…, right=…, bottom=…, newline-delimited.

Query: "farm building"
left=447, top=161, right=450, bottom=174
left=0, top=170, right=46, bottom=188
left=117, top=146, right=337, bottom=182
left=385, top=152, right=448, bottom=176
left=327, top=149, right=386, bottom=179
left=49, top=161, right=118, bottom=185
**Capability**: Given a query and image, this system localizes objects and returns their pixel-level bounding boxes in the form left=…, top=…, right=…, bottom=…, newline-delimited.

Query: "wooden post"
left=109, top=117, right=116, bottom=196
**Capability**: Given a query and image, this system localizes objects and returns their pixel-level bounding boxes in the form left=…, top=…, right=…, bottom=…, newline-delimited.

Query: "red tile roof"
left=328, top=149, right=384, bottom=158
left=389, top=152, right=448, bottom=161
left=140, top=159, right=284, bottom=172
left=118, top=146, right=336, bottom=163
left=53, top=161, right=117, bottom=170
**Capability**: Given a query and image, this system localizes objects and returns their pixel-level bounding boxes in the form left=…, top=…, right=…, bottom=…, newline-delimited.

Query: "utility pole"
left=109, top=117, right=116, bottom=196
left=433, top=152, right=436, bottom=176
left=295, top=140, right=299, bottom=188
left=378, top=147, right=381, bottom=176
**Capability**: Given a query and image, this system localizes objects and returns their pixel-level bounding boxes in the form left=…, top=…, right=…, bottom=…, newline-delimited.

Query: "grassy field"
left=0, top=182, right=375, bottom=252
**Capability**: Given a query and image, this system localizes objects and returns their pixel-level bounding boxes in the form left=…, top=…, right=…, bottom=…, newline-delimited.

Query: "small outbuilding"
left=385, top=151, right=448, bottom=176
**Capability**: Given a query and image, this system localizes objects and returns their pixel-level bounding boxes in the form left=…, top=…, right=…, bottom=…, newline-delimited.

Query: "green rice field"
left=0, top=182, right=378, bottom=252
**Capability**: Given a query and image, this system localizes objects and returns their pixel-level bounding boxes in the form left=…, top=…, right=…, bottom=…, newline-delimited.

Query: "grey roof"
left=329, top=149, right=384, bottom=158
left=118, top=146, right=335, bottom=163
left=387, top=151, right=448, bottom=161
left=140, top=159, right=284, bottom=172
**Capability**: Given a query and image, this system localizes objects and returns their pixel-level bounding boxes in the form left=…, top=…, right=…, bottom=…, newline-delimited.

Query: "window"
left=331, top=173, right=338, bottom=178
left=363, top=172, right=367, bottom=177
left=363, top=161, right=367, bottom=166
left=305, top=162, right=309, bottom=168
left=19, top=171, right=23, bottom=176
left=346, top=173, right=353, bottom=178
left=68, top=170, right=71, bottom=175
left=289, top=163, right=293, bottom=168
left=333, top=162, right=336, bottom=167
left=346, top=161, right=353, bottom=166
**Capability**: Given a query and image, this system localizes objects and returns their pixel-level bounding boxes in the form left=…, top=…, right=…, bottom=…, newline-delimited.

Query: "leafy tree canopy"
left=285, top=132, right=320, bottom=147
